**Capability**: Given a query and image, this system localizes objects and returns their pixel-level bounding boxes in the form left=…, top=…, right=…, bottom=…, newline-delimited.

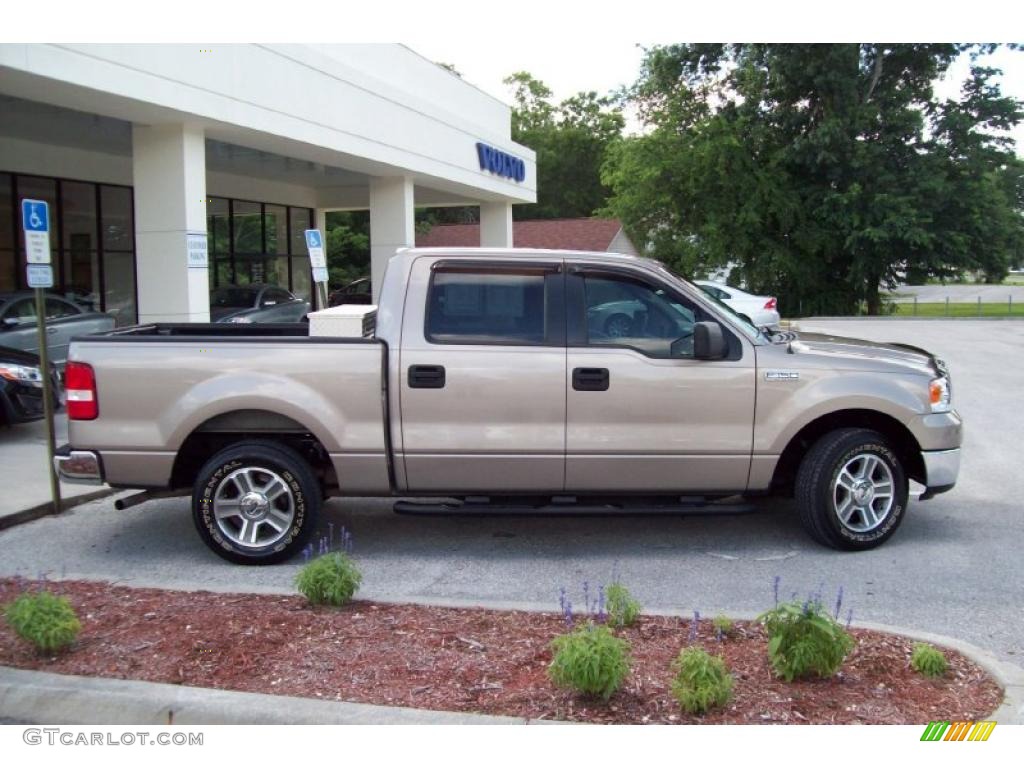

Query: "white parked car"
left=694, top=281, right=780, bottom=329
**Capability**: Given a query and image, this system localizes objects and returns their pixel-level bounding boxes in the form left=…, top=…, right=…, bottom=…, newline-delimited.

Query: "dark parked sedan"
left=0, top=345, right=61, bottom=426
left=210, top=284, right=298, bottom=321
left=0, top=292, right=116, bottom=367
left=218, top=299, right=311, bottom=324
left=328, top=277, right=372, bottom=306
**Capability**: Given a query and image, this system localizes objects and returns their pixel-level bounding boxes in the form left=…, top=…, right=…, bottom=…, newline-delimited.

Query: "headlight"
left=929, top=376, right=951, bottom=413
left=227, top=316, right=253, bottom=324
left=0, top=363, right=43, bottom=385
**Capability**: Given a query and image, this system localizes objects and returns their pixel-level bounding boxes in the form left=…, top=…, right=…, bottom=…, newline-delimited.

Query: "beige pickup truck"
left=56, top=248, right=961, bottom=563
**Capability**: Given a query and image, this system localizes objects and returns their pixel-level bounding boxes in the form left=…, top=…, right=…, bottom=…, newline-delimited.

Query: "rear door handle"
left=572, top=367, right=609, bottom=391
left=408, top=364, right=446, bottom=389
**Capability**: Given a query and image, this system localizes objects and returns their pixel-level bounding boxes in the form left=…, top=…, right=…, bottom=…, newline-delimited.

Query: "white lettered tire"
left=192, top=440, right=319, bottom=564
left=795, top=428, right=909, bottom=551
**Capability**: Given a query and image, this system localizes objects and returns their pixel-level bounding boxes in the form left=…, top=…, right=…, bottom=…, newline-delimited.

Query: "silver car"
left=218, top=299, right=311, bottom=324
left=0, top=292, right=116, bottom=367
left=209, top=284, right=297, bottom=322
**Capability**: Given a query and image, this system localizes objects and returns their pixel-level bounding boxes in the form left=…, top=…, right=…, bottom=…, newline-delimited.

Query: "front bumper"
left=54, top=445, right=104, bottom=485
left=920, top=448, right=960, bottom=499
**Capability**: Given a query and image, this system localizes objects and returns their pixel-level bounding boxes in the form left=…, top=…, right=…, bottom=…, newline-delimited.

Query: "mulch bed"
left=0, top=577, right=1002, bottom=724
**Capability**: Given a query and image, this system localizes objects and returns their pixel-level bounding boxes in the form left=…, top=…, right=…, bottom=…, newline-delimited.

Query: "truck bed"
left=66, top=324, right=393, bottom=494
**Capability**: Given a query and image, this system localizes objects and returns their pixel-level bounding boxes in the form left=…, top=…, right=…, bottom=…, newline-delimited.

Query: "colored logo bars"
left=920, top=720, right=996, bottom=742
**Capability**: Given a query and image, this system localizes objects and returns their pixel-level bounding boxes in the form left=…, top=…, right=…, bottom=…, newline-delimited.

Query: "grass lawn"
left=892, top=301, right=1024, bottom=317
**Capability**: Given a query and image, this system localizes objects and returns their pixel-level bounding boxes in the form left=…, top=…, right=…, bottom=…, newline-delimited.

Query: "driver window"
left=583, top=274, right=701, bottom=359
left=5, top=299, right=37, bottom=324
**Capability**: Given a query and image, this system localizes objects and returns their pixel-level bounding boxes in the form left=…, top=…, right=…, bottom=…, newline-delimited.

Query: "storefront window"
left=265, top=204, right=288, bottom=256
left=233, top=200, right=262, bottom=254
left=1, top=172, right=137, bottom=325
left=206, top=197, right=314, bottom=302
left=61, top=181, right=99, bottom=311
left=0, top=173, right=14, bottom=292
left=101, top=185, right=136, bottom=325
left=290, top=208, right=312, bottom=256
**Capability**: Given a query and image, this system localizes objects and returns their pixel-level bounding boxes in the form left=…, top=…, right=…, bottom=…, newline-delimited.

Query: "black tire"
left=192, top=440, right=320, bottom=565
left=795, top=428, right=908, bottom=551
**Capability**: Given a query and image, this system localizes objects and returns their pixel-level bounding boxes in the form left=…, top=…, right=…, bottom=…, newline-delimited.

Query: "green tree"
left=603, top=44, right=1024, bottom=315
left=505, top=72, right=624, bottom=220
left=324, top=211, right=370, bottom=286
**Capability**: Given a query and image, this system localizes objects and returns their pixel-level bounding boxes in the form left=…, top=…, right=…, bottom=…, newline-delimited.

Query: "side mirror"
left=694, top=321, right=727, bottom=360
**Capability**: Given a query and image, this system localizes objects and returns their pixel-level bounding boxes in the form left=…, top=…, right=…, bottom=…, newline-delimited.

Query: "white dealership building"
left=0, top=44, right=536, bottom=322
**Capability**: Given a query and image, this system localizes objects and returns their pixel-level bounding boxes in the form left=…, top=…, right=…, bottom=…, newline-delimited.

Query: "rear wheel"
left=192, top=440, right=319, bottom=564
left=795, top=428, right=908, bottom=550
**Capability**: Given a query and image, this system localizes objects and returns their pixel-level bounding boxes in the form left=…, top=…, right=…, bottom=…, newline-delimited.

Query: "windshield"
left=652, top=264, right=767, bottom=343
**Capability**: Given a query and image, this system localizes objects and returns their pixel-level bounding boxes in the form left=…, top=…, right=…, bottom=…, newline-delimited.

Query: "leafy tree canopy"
left=603, top=44, right=1024, bottom=315
left=505, top=72, right=624, bottom=220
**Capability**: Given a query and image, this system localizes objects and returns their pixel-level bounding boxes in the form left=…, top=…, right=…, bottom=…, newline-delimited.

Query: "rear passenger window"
left=426, top=269, right=548, bottom=345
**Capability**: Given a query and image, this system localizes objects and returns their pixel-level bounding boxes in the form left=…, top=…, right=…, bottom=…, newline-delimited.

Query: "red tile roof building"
left=415, top=217, right=639, bottom=255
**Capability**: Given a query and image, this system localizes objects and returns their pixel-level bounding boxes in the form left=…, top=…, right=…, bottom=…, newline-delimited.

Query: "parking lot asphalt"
left=0, top=320, right=1021, bottom=662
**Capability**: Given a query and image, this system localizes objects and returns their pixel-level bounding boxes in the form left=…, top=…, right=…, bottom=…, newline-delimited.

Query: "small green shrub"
left=604, top=583, right=642, bottom=628
left=4, top=590, right=81, bottom=653
left=295, top=552, right=362, bottom=606
left=758, top=599, right=854, bottom=682
left=911, top=643, right=948, bottom=678
left=712, top=615, right=735, bottom=638
left=549, top=623, right=631, bottom=700
left=671, top=647, right=734, bottom=714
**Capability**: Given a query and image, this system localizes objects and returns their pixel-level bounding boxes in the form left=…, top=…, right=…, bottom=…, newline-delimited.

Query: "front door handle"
left=408, top=364, right=446, bottom=389
left=572, top=367, right=609, bottom=391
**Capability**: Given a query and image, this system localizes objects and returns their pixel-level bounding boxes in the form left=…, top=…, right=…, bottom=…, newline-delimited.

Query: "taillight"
left=65, top=361, right=98, bottom=420
left=764, top=297, right=777, bottom=310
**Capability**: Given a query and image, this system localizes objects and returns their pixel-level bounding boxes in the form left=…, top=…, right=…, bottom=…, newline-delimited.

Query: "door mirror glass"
left=693, top=321, right=727, bottom=360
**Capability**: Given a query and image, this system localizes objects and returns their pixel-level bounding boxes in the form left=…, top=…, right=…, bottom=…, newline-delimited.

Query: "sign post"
left=21, top=199, right=62, bottom=516
left=304, top=229, right=330, bottom=310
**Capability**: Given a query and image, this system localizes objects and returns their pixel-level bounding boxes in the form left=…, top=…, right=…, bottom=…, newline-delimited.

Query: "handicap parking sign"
left=304, top=229, right=327, bottom=273
left=22, top=199, right=49, bottom=232
left=21, top=199, right=51, bottom=264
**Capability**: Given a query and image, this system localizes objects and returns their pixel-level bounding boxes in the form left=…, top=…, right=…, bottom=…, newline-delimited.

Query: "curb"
left=0, top=591, right=1019, bottom=725
left=0, top=488, right=119, bottom=532
left=0, top=666, right=529, bottom=725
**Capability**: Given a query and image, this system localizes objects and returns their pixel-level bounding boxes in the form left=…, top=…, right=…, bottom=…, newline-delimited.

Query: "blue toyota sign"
left=476, top=142, right=526, bottom=182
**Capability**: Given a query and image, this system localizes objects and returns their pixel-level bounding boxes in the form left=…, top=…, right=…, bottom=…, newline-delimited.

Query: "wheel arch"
left=771, top=409, right=925, bottom=495
left=170, top=409, right=333, bottom=491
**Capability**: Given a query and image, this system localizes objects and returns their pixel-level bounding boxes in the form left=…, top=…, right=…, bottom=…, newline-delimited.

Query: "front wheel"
left=192, top=440, right=320, bottom=564
left=795, top=428, right=909, bottom=551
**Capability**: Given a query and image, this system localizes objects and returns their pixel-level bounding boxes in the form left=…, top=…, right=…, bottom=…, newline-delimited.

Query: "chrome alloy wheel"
left=213, top=466, right=295, bottom=549
left=832, top=453, right=895, bottom=533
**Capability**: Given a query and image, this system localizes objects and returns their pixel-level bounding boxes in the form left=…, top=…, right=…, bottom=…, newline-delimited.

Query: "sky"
left=413, top=42, right=1024, bottom=147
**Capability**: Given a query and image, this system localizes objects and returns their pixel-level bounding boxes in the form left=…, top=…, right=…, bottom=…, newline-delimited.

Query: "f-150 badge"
left=765, top=371, right=800, bottom=381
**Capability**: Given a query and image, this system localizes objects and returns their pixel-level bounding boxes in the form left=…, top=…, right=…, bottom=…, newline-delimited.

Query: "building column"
left=132, top=123, right=209, bottom=322
left=479, top=201, right=514, bottom=247
left=369, top=177, right=414, bottom=303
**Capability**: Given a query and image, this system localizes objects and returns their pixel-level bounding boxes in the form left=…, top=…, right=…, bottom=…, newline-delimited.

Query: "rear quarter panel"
left=68, top=339, right=389, bottom=492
